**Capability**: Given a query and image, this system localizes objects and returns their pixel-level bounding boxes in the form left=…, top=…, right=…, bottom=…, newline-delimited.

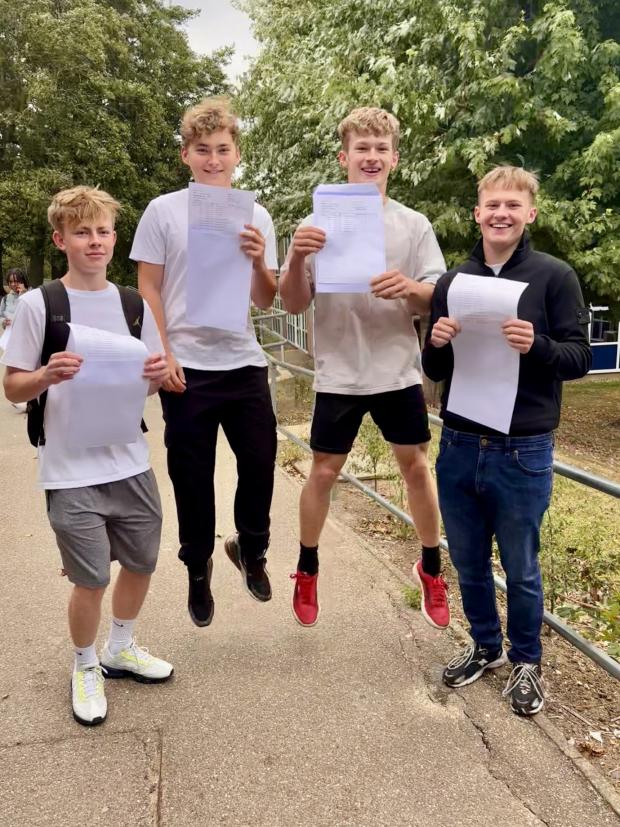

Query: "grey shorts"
left=46, top=470, right=162, bottom=588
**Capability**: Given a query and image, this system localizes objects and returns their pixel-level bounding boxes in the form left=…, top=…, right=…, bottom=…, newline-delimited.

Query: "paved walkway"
left=0, top=396, right=617, bottom=826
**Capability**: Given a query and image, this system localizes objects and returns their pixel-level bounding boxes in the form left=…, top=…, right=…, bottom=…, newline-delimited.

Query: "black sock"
left=421, top=545, right=441, bottom=577
left=298, top=543, right=319, bottom=575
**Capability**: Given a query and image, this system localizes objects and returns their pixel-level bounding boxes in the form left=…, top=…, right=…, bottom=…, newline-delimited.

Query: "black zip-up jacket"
left=422, top=234, right=592, bottom=436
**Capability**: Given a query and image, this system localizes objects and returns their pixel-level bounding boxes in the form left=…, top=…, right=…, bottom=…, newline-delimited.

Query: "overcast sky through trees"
left=176, top=1, right=258, bottom=82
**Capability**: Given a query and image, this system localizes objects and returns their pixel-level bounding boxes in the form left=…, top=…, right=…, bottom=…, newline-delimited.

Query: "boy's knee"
left=71, top=583, right=107, bottom=601
left=402, top=455, right=431, bottom=486
left=309, top=460, right=341, bottom=491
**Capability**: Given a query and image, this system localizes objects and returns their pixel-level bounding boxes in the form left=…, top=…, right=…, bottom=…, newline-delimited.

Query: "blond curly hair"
left=180, top=97, right=240, bottom=147
left=337, top=107, right=400, bottom=150
left=47, top=186, right=120, bottom=232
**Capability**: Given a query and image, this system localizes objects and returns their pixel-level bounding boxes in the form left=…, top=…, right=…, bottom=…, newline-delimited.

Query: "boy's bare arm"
left=406, top=281, right=435, bottom=315
left=3, top=353, right=83, bottom=403
left=279, top=226, right=324, bottom=314
left=251, top=261, right=277, bottom=309
left=137, top=263, right=170, bottom=351
left=240, top=224, right=277, bottom=309
left=138, top=262, right=186, bottom=393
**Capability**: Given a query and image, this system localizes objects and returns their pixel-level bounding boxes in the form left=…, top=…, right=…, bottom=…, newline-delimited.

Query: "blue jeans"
left=436, top=427, right=554, bottom=663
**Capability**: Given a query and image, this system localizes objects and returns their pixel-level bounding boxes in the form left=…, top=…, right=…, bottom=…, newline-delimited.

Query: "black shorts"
left=310, top=385, right=431, bottom=454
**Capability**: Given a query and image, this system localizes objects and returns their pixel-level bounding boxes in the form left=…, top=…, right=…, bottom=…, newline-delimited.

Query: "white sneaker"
left=100, top=639, right=174, bottom=684
left=72, top=664, right=107, bottom=726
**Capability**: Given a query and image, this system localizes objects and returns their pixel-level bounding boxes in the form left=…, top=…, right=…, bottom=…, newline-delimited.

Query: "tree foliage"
left=238, top=0, right=620, bottom=303
left=0, top=0, right=230, bottom=284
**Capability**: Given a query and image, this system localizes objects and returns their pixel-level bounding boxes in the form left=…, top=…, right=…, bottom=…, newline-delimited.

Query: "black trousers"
left=160, top=365, right=277, bottom=571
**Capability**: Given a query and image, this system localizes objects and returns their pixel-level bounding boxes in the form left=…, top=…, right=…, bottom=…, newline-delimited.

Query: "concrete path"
left=0, top=396, right=616, bottom=826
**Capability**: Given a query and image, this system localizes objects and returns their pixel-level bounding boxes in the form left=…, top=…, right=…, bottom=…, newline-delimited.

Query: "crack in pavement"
left=388, top=586, right=552, bottom=826
left=0, top=725, right=161, bottom=751
left=462, top=708, right=550, bottom=826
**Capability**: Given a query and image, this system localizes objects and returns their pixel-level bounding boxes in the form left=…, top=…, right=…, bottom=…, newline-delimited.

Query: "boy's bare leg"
left=68, top=585, right=106, bottom=648
left=293, top=451, right=348, bottom=626
left=111, top=568, right=151, bottom=620
left=299, top=451, right=349, bottom=546
left=391, top=441, right=449, bottom=629
left=391, top=442, right=440, bottom=546
left=100, top=568, right=172, bottom=681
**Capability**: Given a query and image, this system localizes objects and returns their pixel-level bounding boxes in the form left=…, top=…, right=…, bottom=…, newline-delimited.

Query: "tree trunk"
left=28, top=231, right=46, bottom=286
left=50, top=253, right=64, bottom=279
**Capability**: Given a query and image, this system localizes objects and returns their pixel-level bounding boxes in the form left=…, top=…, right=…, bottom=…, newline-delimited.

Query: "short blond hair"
left=47, top=186, right=120, bottom=232
left=337, top=107, right=400, bottom=150
left=478, top=166, right=539, bottom=201
left=181, top=97, right=240, bottom=147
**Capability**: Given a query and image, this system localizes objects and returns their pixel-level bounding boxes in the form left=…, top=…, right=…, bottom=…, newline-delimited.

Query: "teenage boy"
left=422, top=166, right=591, bottom=715
left=280, top=107, right=449, bottom=629
left=2, top=186, right=173, bottom=727
left=131, top=98, right=278, bottom=627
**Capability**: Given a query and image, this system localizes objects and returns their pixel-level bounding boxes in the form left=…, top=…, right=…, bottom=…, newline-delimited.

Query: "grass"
left=403, top=586, right=422, bottom=610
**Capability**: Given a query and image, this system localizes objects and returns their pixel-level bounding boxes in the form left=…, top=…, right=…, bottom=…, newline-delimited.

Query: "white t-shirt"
left=1, top=284, right=163, bottom=490
left=281, top=199, right=446, bottom=394
left=129, top=188, right=278, bottom=371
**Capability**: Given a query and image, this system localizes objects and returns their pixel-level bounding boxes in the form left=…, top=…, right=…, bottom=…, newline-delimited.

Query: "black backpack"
left=27, top=280, right=147, bottom=447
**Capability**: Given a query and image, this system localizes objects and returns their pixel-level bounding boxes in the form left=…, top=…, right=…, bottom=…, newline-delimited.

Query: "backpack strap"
left=117, top=285, right=144, bottom=340
left=117, top=285, right=148, bottom=434
left=34, top=280, right=71, bottom=446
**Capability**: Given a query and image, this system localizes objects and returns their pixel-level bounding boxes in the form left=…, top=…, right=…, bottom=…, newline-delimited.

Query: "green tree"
left=238, top=0, right=620, bottom=304
left=0, top=0, right=230, bottom=284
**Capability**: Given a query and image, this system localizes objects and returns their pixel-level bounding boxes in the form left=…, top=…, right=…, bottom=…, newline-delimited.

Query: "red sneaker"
left=412, top=559, right=450, bottom=629
left=290, top=571, right=320, bottom=627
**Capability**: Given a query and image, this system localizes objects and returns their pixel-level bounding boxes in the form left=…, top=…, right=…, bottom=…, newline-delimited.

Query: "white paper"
left=313, top=183, right=386, bottom=293
left=446, top=273, right=528, bottom=433
left=67, top=324, right=149, bottom=448
left=0, top=327, right=11, bottom=351
left=186, top=182, right=255, bottom=333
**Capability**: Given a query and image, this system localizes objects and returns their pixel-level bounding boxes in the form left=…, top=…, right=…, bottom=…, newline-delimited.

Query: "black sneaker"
left=443, top=642, right=508, bottom=687
left=503, top=662, right=545, bottom=716
left=224, top=534, right=272, bottom=602
left=187, top=558, right=214, bottom=627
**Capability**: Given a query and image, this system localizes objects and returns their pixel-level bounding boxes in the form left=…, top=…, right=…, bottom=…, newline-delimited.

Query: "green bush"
left=540, top=476, right=620, bottom=652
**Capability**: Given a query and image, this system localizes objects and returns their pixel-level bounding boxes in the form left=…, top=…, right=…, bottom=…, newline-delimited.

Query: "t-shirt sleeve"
left=130, top=201, right=166, bottom=265
left=141, top=302, right=164, bottom=354
left=0, top=291, right=45, bottom=371
left=414, top=220, right=446, bottom=285
left=256, top=208, right=278, bottom=271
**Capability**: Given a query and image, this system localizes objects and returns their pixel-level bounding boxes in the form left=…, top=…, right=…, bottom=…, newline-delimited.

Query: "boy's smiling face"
left=52, top=214, right=116, bottom=275
left=338, top=130, right=398, bottom=196
left=181, top=129, right=240, bottom=187
left=475, top=187, right=537, bottom=261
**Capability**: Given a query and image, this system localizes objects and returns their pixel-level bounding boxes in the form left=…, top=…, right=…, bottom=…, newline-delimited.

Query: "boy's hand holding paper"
left=371, top=269, right=412, bottom=300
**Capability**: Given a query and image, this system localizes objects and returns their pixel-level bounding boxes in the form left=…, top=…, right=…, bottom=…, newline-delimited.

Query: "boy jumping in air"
left=132, top=98, right=278, bottom=627
left=280, top=107, right=449, bottom=629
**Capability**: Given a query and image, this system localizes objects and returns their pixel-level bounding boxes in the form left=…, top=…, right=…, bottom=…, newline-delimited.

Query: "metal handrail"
left=269, top=354, right=620, bottom=500
left=267, top=353, right=620, bottom=680
left=252, top=309, right=288, bottom=322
